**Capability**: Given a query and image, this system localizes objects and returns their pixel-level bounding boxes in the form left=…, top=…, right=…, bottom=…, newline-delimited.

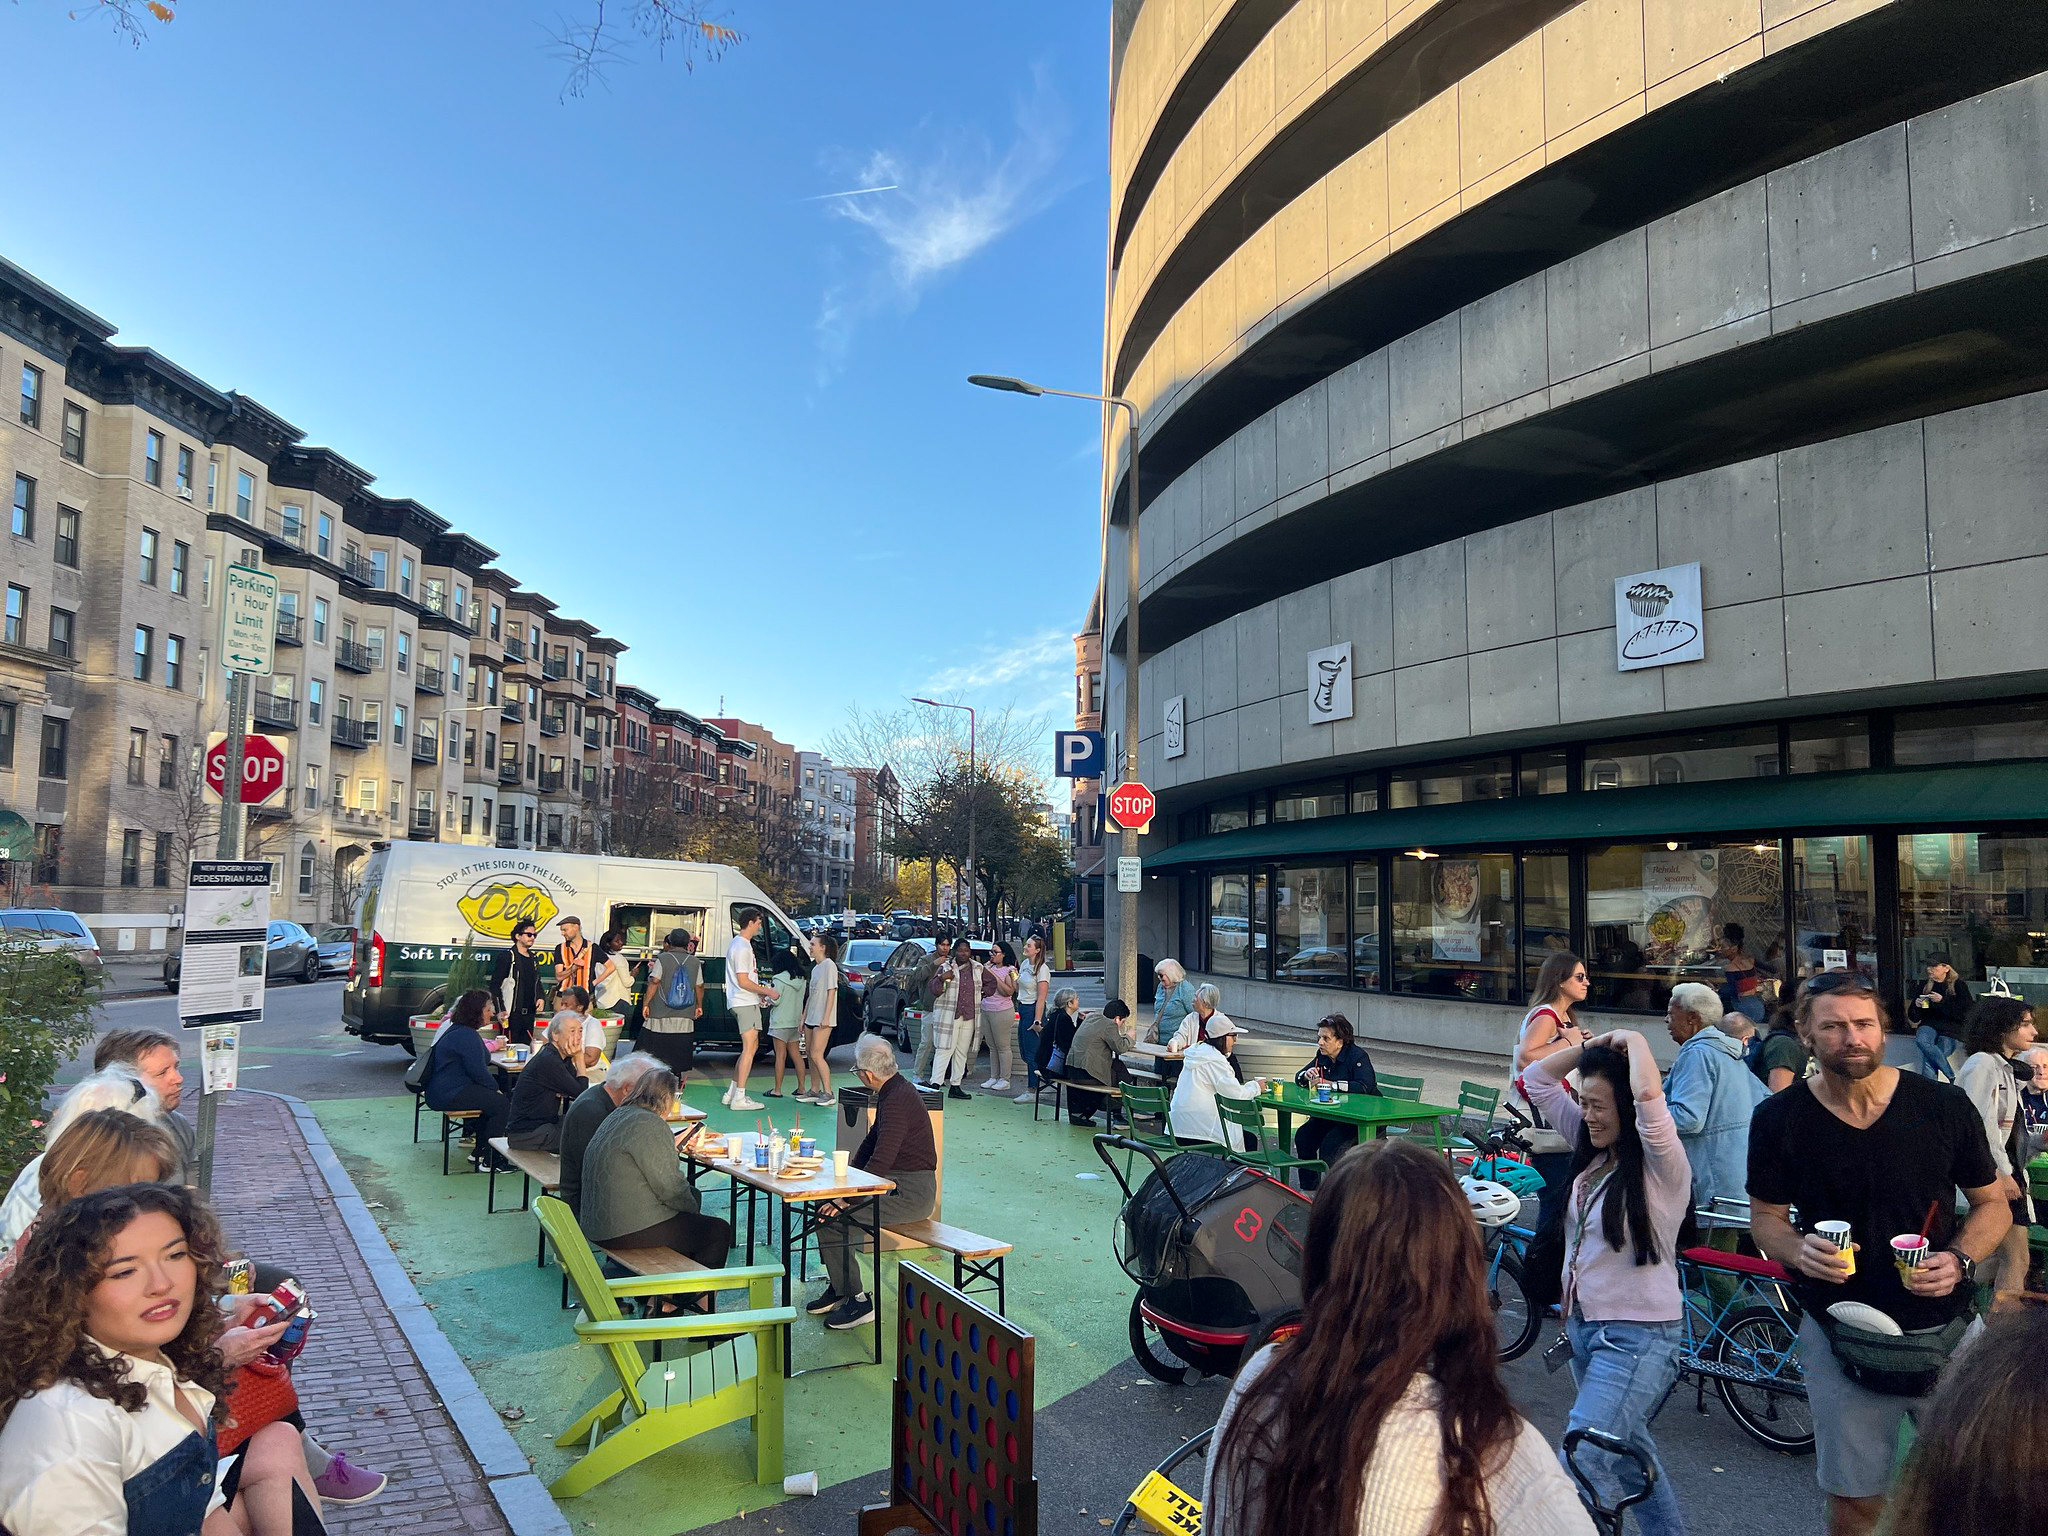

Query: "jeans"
left=820, top=1170, right=937, bottom=1298
left=1563, top=1314, right=1686, bottom=1536
left=1017, top=1002, right=1041, bottom=1089
left=1914, top=1025, right=1958, bottom=1082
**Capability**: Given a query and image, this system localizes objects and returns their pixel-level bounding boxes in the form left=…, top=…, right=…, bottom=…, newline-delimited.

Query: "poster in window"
left=1431, top=860, right=1481, bottom=962
left=1640, top=850, right=1718, bottom=966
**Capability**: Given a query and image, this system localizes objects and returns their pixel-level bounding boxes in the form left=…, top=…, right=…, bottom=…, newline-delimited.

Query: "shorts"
left=731, top=1004, right=763, bottom=1037
left=1797, top=1313, right=1933, bottom=1498
left=769, top=1018, right=803, bottom=1044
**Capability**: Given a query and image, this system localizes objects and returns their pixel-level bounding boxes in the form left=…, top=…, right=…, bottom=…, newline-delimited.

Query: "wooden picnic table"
left=1258, top=1081, right=1458, bottom=1152
left=681, top=1139, right=895, bottom=1377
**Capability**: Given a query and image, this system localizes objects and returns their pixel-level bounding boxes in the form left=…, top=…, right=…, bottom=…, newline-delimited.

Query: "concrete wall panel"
left=1648, top=180, right=1771, bottom=349
left=1390, top=542, right=1468, bottom=667
left=1461, top=274, right=1549, bottom=416
left=1784, top=574, right=1935, bottom=694
left=1660, top=596, right=1789, bottom=710
left=1330, top=562, right=1395, bottom=675
left=1235, top=603, right=1280, bottom=702
left=1465, top=517, right=1557, bottom=651
left=1553, top=487, right=1656, bottom=634
left=1778, top=420, right=1928, bottom=594
left=1470, top=639, right=1563, bottom=734
left=1327, top=348, right=1392, bottom=472
left=1656, top=459, right=1784, bottom=605
left=1558, top=624, right=1664, bottom=722
left=1389, top=314, right=1462, bottom=446
left=1923, top=392, right=2048, bottom=570
left=1766, top=124, right=1912, bottom=303
left=1931, top=554, right=2048, bottom=681
left=1549, top=230, right=1651, bottom=382
left=1394, top=656, right=1472, bottom=744
left=1276, top=380, right=1330, bottom=496
left=1909, top=75, right=2048, bottom=259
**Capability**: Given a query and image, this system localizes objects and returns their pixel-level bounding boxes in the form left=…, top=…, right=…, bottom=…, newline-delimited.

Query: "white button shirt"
left=0, top=1339, right=223, bottom=1536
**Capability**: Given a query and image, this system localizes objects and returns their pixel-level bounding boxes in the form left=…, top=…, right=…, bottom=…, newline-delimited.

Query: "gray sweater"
left=577, top=1104, right=701, bottom=1242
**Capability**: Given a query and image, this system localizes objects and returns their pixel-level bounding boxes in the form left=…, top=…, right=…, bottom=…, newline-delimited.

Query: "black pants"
left=637, top=1030, right=697, bottom=1075
left=600, top=1210, right=734, bottom=1272
left=1065, top=1069, right=1111, bottom=1123
left=1532, top=1150, right=1573, bottom=1240
left=507, top=1121, right=561, bottom=1152
left=1293, top=1121, right=1358, bottom=1190
left=429, top=1083, right=509, bottom=1144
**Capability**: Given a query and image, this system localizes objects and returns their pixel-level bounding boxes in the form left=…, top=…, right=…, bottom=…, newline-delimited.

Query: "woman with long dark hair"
left=1523, top=1031, right=1691, bottom=1536
left=1954, top=993, right=2036, bottom=1293
left=424, top=988, right=512, bottom=1171
left=1884, top=1308, right=2048, bottom=1536
left=1205, top=1140, right=1590, bottom=1535
left=1507, top=952, right=1592, bottom=1241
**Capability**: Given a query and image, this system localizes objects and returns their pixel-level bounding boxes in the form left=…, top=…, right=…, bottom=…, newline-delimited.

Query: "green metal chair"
left=1215, top=1095, right=1326, bottom=1185
left=1377, top=1073, right=1424, bottom=1103
left=1450, top=1079, right=1502, bottom=1149
left=533, top=1196, right=795, bottom=1498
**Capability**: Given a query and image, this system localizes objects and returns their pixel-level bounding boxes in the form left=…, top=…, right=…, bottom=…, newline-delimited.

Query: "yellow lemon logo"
left=457, top=879, right=559, bottom=940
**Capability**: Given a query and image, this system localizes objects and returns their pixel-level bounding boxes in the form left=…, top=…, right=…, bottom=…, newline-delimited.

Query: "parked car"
left=859, top=936, right=995, bottom=1042
left=314, top=924, right=357, bottom=978
left=165, top=919, right=322, bottom=989
left=0, top=908, right=109, bottom=985
left=838, top=938, right=900, bottom=1005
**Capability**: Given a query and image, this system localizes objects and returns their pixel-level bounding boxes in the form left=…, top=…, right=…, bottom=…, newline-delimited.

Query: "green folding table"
left=1259, top=1081, right=1459, bottom=1154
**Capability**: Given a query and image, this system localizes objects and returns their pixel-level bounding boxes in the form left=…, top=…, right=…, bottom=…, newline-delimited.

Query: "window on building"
left=1272, top=865, right=1350, bottom=985
left=365, top=627, right=385, bottom=668
left=278, top=504, right=303, bottom=545
left=153, top=832, right=172, bottom=888
left=298, top=843, right=316, bottom=897
left=307, top=511, right=328, bottom=558
left=205, top=459, right=217, bottom=509
left=488, top=602, right=501, bottom=639
left=357, top=777, right=378, bottom=812
left=1207, top=870, right=1252, bottom=978
left=1894, top=700, right=2048, bottom=766
left=119, top=830, right=141, bottom=886
left=201, top=555, right=213, bottom=605
left=47, top=607, right=74, bottom=659
left=60, top=402, right=86, bottom=462
left=307, top=678, right=324, bottom=725
left=230, top=469, right=253, bottom=521
left=1584, top=840, right=1786, bottom=1014
left=1206, top=801, right=1249, bottom=836
left=0, top=702, right=13, bottom=768
left=10, top=474, right=31, bottom=538
left=1391, top=851, right=1518, bottom=1002
left=461, top=796, right=474, bottom=834
left=1519, top=750, right=1570, bottom=796
left=1785, top=716, right=1870, bottom=774
left=399, top=556, right=414, bottom=597
left=413, top=789, right=433, bottom=828
left=395, top=632, right=410, bottom=674
left=175, top=445, right=193, bottom=494
left=1352, top=862, right=1381, bottom=988
left=361, top=701, right=381, bottom=743
left=1584, top=726, right=1779, bottom=791
left=133, top=626, right=153, bottom=681
left=1272, top=782, right=1346, bottom=822
left=312, top=599, right=328, bottom=643
left=7, top=584, right=30, bottom=646
left=1390, top=757, right=1516, bottom=809
left=392, top=704, right=407, bottom=746
left=40, top=717, right=67, bottom=778
left=159, top=735, right=177, bottom=789
left=1791, top=835, right=1880, bottom=991
left=18, top=363, right=41, bottom=428
left=139, top=528, right=159, bottom=584
left=370, top=549, right=388, bottom=588
left=168, top=539, right=188, bottom=594
left=304, top=766, right=320, bottom=809
left=127, top=729, right=148, bottom=785
left=1897, top=832, right=2048, bottom=994
left=164, top=635, right=182, bottom=691
left=144, top=430, right=163, bottom=486
left=47, top=506, right=80, bottom=568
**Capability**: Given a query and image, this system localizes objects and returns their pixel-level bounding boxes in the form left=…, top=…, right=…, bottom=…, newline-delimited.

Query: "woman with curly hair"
left=1205, top=1139, right=1590, bottom=1535
left=0, top=1183, right=324, bottom=1536
left=1955, top=992, right=2037, bottom=1294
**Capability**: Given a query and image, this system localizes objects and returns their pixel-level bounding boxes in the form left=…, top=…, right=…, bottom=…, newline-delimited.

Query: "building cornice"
left=215, top=393, right=303, bottom=460
left=275, top=446, right=376, bottom=506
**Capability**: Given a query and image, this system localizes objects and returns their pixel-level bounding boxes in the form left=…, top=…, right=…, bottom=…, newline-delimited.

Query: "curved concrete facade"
left=1103, top=0, right=2048, bottom=1053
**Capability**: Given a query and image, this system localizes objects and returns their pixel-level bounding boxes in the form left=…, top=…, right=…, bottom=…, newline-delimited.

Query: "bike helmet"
left=1455, top=1156, right=1546, bottom=1199
left=1460, top=1177, right=1521, bottom=1228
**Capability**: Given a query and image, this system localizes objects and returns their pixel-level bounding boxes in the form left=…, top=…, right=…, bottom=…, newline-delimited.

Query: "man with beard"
left=1747, top=971, right=2009, bottom=1536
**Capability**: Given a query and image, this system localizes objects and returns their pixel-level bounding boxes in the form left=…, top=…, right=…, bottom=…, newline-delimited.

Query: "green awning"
left=1143, top=761, right=2048, bottom=870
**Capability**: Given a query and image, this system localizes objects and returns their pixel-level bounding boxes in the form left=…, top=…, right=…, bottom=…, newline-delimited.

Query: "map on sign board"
left=176, top=861, right=270, bottom=1031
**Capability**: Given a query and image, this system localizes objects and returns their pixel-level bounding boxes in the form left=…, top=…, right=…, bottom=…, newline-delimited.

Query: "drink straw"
left=1916, top=1199, right=1939, bottom=1243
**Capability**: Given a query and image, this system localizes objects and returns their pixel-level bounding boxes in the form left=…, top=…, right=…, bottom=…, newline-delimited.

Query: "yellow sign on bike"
left=1129, top=1471, right=1202, bottom=1534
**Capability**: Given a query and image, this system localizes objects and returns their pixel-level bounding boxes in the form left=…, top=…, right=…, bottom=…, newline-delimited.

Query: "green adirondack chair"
left=1215, top=1095, right=1325, bottom=1184
left=534, top=1196, right=796, bottom=1498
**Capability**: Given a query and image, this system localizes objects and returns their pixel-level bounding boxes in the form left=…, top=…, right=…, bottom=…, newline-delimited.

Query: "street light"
left=967, top=371, right=1142, bottom=1013
left=911, top=696, right=977, bottom=933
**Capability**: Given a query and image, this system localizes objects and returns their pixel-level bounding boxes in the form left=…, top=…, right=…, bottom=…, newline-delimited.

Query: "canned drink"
left=226, top=1258, right=255, bottom=1295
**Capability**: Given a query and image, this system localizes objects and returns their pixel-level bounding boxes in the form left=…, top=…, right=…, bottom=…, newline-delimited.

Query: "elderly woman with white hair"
left=580, top=1064, right=734, bottom=1284
left=1153, top=959, right=1197, bottom=1048
left=1163, top=982, right=1231, bottom=1054
left=1663, top=980, right=1764, bottom=1244
left=505, top=1010, right=597, bottom=1151
left=808, top=1035, right=938, bottom=1332
left=0, top=1068, right=166, bottom=1248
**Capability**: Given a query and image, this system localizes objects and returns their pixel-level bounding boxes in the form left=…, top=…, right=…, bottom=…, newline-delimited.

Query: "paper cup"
left=1815, top=1220, right=1855, bottom=1277
left=783, top=1471, right=819, bottom=1497
left=833, top=1149, right=851, bottom=1180
left=799, top=1137, right=816, bottom=1158
left=1891, top=1234, right=1929, bottom=1280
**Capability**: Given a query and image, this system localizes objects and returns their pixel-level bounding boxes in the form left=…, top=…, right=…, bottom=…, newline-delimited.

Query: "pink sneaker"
left=313, top=1451, right=389, bottom=1505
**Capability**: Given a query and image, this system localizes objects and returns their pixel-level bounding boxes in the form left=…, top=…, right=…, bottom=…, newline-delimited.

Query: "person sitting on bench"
left=579, top=1066, right=734, bottom=1302
left=1064, top=998, right=1136, bottom=1127
left=807, top=1035, right=937, bottom=1332
left=506, top=1011, right=594, bottom=1153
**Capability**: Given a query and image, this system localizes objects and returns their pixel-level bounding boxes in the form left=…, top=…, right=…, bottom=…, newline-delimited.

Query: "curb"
left=266, top=1092, right=573, bottom=1536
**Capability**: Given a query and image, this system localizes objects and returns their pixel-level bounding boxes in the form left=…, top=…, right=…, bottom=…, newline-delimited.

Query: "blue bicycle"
left=1458, top=1115, right=1545, bottom=1361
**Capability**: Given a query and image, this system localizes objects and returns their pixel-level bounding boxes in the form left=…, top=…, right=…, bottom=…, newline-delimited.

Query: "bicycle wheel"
left=1713, top=1305, right=1814, bottom=1455
left=1129, top=1294, right=1201, bottom=1386
left=1491, top=1248, right=1542, bottom=1363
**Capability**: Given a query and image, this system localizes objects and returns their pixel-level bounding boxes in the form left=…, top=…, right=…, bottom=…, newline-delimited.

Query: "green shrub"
left=442, top=937, right=489, bottom=1012
left=0, top=937, right=102, bottom=1187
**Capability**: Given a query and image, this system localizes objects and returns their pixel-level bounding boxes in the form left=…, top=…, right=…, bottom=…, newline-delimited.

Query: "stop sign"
left=1108, top=780, right=1157, bottom=832
left=205, top=733, right=289, bottom=806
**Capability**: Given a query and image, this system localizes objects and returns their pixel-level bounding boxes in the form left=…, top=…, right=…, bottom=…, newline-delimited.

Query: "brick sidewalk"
left=207, top=1091, right=517, bottom=1536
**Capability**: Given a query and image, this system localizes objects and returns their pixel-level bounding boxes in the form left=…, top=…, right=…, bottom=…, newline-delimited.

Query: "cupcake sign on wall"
left=1613, top=563, right=1705, bottom=673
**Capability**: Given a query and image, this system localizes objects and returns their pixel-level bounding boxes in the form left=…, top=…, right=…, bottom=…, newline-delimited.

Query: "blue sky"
left=0, top=1, right=1110, bottom=773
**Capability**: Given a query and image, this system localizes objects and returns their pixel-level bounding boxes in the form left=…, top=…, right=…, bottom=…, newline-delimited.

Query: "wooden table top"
left=683, top=1141, right=895, bottom=1203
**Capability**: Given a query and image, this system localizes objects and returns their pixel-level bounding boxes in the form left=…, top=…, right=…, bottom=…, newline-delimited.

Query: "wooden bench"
left=436, top=1109, right=482, bottom=1175
left=878, top=1218, right=1012, bottom=1314
left=485, top=1138, right=561, bottom=1218
left=600, top=1244, right=710, bottom=1277
left=1032, top=1075, right=1122, bottom=1127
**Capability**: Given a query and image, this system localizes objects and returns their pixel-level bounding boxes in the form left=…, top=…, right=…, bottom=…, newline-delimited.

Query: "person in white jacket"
left=1170, top=1014, right=1265, bottom=1149
left=1166, top=982, right=1227, bottom=1054
left=1955, top=993, right=2037, bottom=1293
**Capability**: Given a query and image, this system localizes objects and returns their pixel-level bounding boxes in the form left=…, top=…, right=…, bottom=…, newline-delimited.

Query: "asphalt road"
left=70, top=980, right=1821, bottom=1534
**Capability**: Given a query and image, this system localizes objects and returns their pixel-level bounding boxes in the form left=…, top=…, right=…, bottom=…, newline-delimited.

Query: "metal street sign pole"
left=196, top=669, right=249, bottom=1195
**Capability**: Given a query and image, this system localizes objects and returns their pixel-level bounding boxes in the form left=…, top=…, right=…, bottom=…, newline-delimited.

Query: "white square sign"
left=1307, top=641, right=1353, bottom=724
left=1116, top=856, right=1144, bottom=893
left=1614, top=563, right=1705, bottom=672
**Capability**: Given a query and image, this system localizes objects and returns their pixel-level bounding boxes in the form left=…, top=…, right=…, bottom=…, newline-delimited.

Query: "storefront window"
left=1391, top=851, right=1517, bottom=1001
left=1893, top=700, right=2048, bottom=766
left=1252, top=869, right=1270, bottom=980
left=1389, top=757, right=1514, bottom=809
left=1789, top=717, right=1869, bottom=774
left=1584, top=726, right=1779, bottom=790
left=1353, top=861, right=1380, bottom=989
left=1273, top=865, right=1349, bottom=985
left=1897, top=833, right=2048, bottom=1009
left=1520, top=751, right=1569, bottom=796
left=1272, top=781, right=1346, bottom=822
left=1350, top=778, right=1380, bottom=814
left=1791, top=836, right=1880, bottom=989
left=1207, top=802, right=1249, bottom=836
left=1585, top=841, right=1787, bottom=1015
left=1522, top=853, right=1571, bottom=998
left=1208, top=870, right=1251, bottom=977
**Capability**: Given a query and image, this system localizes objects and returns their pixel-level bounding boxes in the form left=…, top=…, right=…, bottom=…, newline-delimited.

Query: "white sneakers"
left=720, top=1082, right=766, bottom=1111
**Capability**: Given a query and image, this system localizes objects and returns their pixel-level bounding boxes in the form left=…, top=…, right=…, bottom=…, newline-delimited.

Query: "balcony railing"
left=340, top=550, right=382, bottom=588
left=539, top=717, right=563, bottom=737
left=335, top=639, right=374, bottom=673
left=538, top=768, right=564, bottom=793
left=496, top=760, right=521, bottom=785
left=583, top=676, right=599, bottom=698
left=420, top=591, right=472, bottom=633
left=499, top=699, right=522, bottom=723
left=251, top=692, right=299, bottom=729
left=583, top=727, right=600, bottom=748
left=540, top=657, right=566, bottom=681
left=502, top=636, right=527, bottom=661
left=414, top=664, right=444, bottom=695
left=409, top=810, right=438, bottom=839
left=495, top=830, right=521, bottom=848
left=411, top=736, right=439, bottom=763
left=274, top=613, right=302, bottom=646
left=330, top=717, right=369, bottom=750
left=262, top=509, right=307, bottom=551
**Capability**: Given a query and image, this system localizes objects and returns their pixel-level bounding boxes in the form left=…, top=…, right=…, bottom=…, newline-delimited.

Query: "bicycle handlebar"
left=1092, top=1134, right=1196, bottom=1223
left=1562, top=1428, right=1657, bottom=1528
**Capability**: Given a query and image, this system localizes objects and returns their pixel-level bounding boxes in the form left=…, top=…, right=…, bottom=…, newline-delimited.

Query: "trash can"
left=835, top=1082, right=945, bottom=1219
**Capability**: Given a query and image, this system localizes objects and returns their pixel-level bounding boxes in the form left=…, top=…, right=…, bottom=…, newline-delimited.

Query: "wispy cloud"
left=814, top=65, right=1068, bottom=383
left=921, top=627, right=1071, bottom=698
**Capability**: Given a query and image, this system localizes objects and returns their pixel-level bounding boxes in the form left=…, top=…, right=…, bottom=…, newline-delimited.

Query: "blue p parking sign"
left=1054, top=730, right=1105, bottom=779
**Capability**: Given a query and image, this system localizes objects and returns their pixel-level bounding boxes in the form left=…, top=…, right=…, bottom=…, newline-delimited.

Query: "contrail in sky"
left=803, top=184, right=900, bottom=201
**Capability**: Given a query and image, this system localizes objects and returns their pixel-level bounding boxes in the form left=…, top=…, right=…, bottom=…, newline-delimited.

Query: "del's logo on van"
left=456, top=877, right=559, bottom=940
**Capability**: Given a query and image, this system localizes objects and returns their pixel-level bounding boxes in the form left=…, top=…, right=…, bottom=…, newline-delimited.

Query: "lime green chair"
left=533, top=1196, right=795, bottom=1498
left=1215, top=1096, right=1325, bottom=1185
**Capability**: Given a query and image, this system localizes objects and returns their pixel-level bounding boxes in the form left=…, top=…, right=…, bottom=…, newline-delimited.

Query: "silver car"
left=0, top=908, right=109, bottom=985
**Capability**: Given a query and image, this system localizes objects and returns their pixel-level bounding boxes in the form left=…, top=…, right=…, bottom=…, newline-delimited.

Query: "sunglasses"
left=1799, top=971, right=1877, bottom=997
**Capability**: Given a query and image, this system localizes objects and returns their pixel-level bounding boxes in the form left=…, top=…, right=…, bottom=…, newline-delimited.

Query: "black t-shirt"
left=1748, top=1071, right=1997, bottom=1330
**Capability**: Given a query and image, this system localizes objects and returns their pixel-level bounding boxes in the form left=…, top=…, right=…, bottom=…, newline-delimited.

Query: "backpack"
left=662, top=955, right=696, bottom=1010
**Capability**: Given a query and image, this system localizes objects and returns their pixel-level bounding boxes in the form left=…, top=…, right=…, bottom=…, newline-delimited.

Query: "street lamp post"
left=967, top=374, right=1141, bottom=1012
left=911, top=697, right=977, bottom=934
